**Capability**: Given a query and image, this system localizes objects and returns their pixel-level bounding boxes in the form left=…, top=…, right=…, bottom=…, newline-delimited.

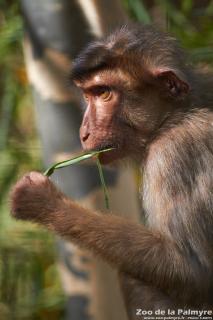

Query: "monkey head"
left=71, top=25, right=190, bottom=164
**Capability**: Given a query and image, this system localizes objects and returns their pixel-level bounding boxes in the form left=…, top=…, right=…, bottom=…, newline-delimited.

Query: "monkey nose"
left=80, top=124, right=90, bottom=145
left=82, top=132, right=90, bottom=142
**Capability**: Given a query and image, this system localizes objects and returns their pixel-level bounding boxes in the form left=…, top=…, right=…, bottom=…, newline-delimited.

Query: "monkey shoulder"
left=145, top=108, right=213, bottom=176
left=143, top=108, right=213, bottom=233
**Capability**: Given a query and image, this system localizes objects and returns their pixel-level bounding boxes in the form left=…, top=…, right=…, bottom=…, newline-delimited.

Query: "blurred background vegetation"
left=0, top=0, right=212, bottom=319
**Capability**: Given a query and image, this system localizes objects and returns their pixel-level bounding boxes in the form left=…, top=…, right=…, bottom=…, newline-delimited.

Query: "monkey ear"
left=154, top=69, right=190, bottom=98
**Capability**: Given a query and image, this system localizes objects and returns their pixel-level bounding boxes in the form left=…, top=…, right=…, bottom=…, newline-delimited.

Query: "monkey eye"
left=98, top=87, right=112, bottom=102
left=83, top=86, right=113, bottom=102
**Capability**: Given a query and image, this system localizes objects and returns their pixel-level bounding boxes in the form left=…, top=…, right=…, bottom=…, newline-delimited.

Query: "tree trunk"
left=21, top=1, right=140, bottom=319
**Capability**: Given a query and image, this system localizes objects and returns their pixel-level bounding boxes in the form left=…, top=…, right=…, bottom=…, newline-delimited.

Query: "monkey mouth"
left=97, top=145, right=124, bottom=165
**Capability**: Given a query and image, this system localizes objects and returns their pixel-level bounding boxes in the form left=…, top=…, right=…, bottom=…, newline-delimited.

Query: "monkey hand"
left=10, top=171, right=66, bottom=225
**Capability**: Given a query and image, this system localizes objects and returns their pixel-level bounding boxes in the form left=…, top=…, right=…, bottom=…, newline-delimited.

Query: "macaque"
left=11, top=24, right=213, bottom=319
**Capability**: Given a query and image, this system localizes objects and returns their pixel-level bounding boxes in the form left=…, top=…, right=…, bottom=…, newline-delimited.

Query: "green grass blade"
left=96, top=158, right=110, bottom=210
left=43, top=148, right=113, bottom=209
left=44, top=153, right=94, bottom=176
left=44, top=148, right=114, bottom=177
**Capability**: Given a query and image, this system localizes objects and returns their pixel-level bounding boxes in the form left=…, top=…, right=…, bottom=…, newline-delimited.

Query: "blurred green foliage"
left=163, top=0, right=213, bottom=62
left=0, top=0, right=212, bottom=319
left=0, top=1, right=65, bottom=319
left=0, top=220, right=65, bottom=319
left=123, top=0, right=151, bottom=23
left=124, top=0, right=213, bottom=63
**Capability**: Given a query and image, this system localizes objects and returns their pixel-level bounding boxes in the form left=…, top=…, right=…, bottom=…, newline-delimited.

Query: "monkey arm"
left=11, top=172, right=203, bottom=292
left=51, top=202, right=204, bottom=292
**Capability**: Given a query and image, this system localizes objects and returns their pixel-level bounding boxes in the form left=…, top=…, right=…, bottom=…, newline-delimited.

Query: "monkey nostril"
left=82, top=133, right=90, bottom=142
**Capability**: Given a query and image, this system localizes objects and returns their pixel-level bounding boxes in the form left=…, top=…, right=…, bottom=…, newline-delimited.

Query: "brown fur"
left=11, top=24, right=213, bottom=319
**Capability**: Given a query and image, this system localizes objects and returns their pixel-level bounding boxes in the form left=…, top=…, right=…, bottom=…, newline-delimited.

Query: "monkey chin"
left=98, top=148, right=126, bottom=165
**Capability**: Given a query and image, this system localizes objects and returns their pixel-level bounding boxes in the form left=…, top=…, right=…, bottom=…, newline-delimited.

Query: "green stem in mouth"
left=43, top=147, right=114, bottom=210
